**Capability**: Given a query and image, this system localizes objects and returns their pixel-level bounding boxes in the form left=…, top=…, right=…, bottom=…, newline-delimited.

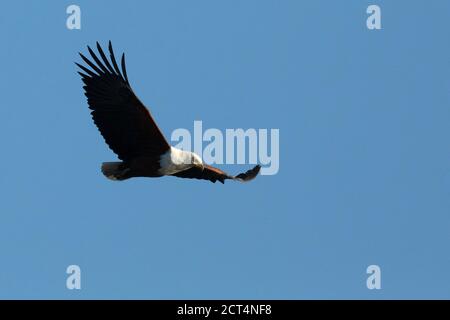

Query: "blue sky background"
left=0, top=0, right=449, bottom=299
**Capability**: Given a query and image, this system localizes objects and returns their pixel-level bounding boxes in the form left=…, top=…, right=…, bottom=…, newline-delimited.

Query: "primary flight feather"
left=76, top=41, right=260, bottom=184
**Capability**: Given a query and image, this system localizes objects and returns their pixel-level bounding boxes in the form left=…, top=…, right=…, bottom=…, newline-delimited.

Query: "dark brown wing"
left=172, top=164, right=261, bottom=184
left=76, top=41, right=170, bottom=161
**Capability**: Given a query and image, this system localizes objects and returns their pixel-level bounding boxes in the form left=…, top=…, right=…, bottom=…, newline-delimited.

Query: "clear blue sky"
left=0, top=0, right=449, bottom=299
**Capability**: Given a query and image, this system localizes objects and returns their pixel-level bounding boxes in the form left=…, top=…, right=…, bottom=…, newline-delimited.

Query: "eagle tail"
left=101, top=162, right=130, bottom=181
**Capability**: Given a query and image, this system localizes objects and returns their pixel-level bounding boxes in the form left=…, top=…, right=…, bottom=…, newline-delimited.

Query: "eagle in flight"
left=76, top=42, right=261, bottom=184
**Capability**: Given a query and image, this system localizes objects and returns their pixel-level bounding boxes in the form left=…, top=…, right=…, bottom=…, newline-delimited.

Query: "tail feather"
left=101, top=162, right=130, bottom=181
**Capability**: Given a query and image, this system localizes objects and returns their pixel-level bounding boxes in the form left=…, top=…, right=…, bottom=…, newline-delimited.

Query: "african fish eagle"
left=76, top=41, right=261, bottom=184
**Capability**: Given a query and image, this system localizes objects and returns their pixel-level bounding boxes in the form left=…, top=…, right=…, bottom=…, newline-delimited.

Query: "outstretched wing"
left=76, top=41, right=170, bottom=161
left=172, top=164, right=261, bottom=184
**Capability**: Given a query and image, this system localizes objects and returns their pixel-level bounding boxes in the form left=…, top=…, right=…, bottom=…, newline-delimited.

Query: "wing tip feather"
left=234, top=164, right=261, bottom=182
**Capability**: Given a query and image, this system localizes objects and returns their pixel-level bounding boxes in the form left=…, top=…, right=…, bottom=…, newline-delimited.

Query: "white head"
left=189, top=152, right=204, bottom=170
left=159, top=147, right=204, bottom=175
